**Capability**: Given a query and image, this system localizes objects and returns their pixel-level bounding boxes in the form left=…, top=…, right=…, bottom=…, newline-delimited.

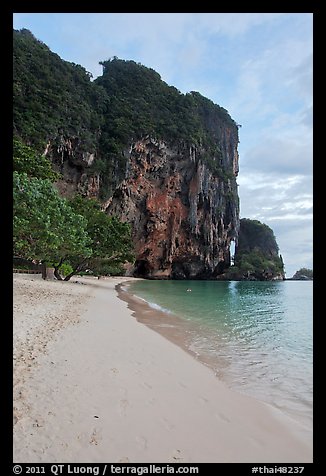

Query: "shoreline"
left=13, top=274, right=313, bottom=463
left=118, top=281, right=313, bottom=431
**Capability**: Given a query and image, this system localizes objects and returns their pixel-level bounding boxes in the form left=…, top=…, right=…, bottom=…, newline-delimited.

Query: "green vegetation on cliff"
left=95, top=58, right=237, bottom=194
left=13, top=28, right=106, bottom=152
left=13, top=30, right=239, bottom=199
left=13, top=138, right=60, bottom=181
left=96, top=58, right=236, bottom=145
left=226, top=219, right=285, bottom=280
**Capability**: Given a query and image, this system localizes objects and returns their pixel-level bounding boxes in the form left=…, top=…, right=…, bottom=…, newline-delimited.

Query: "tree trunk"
left=63, top=258, right=88, bottom=281
left=41, top=263, right=47, bottom=280
left=54, top=267, right=63, bottom=280
left=64, top=270, right=76, bottom=281
left=54, top=258, right=64, bottom=280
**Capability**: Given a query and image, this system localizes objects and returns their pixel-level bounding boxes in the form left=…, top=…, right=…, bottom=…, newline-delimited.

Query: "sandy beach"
left=13, top=273, right=312, bottom=463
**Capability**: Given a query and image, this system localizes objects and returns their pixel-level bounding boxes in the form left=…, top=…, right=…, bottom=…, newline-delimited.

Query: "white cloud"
left=192, top=13, right=284, bottom=37
left=237, top=170, right=312, bottom=276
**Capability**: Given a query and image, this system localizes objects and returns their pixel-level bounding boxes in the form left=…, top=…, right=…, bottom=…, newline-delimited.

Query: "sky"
left=13, top=13, right=313, bottom=277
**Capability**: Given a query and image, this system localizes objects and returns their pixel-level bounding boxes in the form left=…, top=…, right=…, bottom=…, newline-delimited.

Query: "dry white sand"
left=13, top=274, right=312, bottom=463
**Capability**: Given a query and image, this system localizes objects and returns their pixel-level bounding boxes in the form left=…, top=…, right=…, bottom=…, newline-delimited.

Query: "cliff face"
left=104, top=136, right=239, bottom=279
left=13, top=31, right=241, bottom=279
left=44, top=136, right=100, bottom=198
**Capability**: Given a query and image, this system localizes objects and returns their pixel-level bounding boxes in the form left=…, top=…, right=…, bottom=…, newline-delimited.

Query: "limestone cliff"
left=44, top=136, right=100, bottom=198
left=104, top=136, right=239, bottom=279
left=13, top=31, right=241, bottom=279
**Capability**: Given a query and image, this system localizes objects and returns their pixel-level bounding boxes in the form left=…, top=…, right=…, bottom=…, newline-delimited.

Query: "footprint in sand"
left=215, top=412, right=231, bottom=423
left=146, top=397, right=156, bottom=406
left=247, top=435, right=263, bottom=448
left=172, top=449, right=183, bottom=461
left=198, top=396, right=209, bottom=404
left=89, top=428, right=101, bottom=446
left=161, top=417, right=175, bottom=431
left=118, top=399, right=129, bottom=416
left=136, top=435, right=148, bottom=450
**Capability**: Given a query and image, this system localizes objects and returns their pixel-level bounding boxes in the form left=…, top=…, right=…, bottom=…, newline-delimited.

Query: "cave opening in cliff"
left=134, top=259, right=151, bottom=278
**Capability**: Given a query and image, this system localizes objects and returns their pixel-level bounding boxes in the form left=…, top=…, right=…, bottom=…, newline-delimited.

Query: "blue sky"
left=13, top=13, right=313, bottom=277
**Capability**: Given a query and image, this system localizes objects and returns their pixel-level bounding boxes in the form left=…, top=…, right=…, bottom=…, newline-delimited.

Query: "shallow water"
left=127, top=280, right=313, bottom=429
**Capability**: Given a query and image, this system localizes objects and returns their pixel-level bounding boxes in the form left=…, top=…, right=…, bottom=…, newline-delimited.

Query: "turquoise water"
left=127, top=280, right=313, bottom=429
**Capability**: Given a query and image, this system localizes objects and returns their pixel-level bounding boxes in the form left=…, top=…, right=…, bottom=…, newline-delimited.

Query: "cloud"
left=237, top=171, right=313, bottom=276
left=242, top=133, right=312, bottom=176
left=12, top=13, right=290, bottom=82
left=190, top=13, right=284, bottom=37
left=269, top=219, right=313, bottom=277
left=238, top=172, right=312, bottom=219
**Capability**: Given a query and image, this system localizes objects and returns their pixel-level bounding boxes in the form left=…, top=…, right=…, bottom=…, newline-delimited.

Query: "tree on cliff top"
left=13, top=28, right=107, bottom=151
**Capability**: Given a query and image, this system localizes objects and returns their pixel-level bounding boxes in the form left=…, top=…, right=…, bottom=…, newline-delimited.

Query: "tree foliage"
left=236, top=218, right=280, bottom=255
left=66, top=195, right=134, bottom=279
left=13, top=137, right=60, bottom=181
left=13, top=174, right=134, bottom=279
left=13, top=172, right=91, bottom=263
left=13, top=28, right=107, bottom=152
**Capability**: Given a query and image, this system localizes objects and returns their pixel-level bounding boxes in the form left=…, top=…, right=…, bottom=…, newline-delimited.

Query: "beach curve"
left=13, top=274, right=312, bottom=463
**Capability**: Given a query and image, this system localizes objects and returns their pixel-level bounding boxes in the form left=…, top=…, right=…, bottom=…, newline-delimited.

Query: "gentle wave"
left=134, top=294, right=173, bottom=315
left=147, top=301, right=173, bottom=314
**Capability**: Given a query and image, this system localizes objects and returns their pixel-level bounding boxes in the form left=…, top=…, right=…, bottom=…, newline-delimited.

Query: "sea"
left=126, top=279, right=313, bottom=430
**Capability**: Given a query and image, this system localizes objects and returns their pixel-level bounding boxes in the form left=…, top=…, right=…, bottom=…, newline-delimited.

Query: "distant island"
left=288, top=268, right=313, bottom=281
left=219, top=219, right=285, bottom=281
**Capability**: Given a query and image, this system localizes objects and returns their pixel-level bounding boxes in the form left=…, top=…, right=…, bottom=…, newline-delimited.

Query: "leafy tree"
left=62, top=195, right=135, bottom=280
left=13, top=172, right=91, bottom=267
left=13, top=174, right=133, bottom=280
